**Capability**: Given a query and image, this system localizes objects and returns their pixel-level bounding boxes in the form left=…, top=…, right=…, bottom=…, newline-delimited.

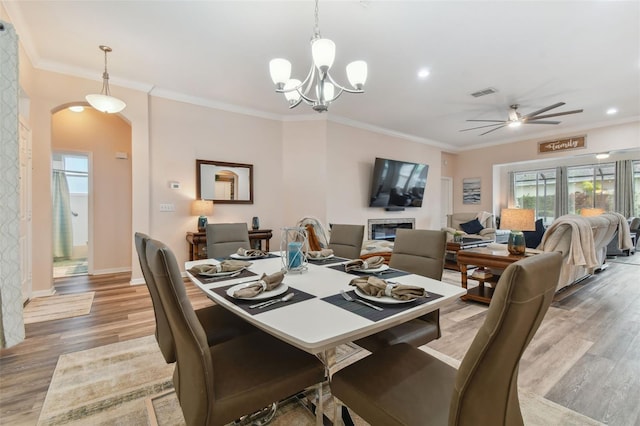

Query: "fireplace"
left=368, top=218, right=415, bottom=241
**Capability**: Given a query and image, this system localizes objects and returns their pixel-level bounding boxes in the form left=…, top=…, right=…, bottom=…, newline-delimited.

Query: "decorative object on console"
left=500, top=208, right=535, bottom=255
left=196, top=159, right=253, bottom=204
left=85, top=45, right=126, bottom=113
left=191, top=200, right=214, bottom=232
left=280, top=227, right=308, bottom=273
left=580, top=208, right=605, bottom=217
left=268, top=0, right=367, bottom=113
left=251, top=216, right=260, bottom=230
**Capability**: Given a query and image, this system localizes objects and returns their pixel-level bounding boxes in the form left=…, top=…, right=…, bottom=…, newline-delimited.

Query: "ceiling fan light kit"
left=460, top=102, right=583, bottom=136
left=268, top=0, right=367, bottom=112
left=85, top=45, right=126, bottom=114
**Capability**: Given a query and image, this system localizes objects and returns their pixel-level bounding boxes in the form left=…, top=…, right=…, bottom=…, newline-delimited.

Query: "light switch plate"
left=159, top=203, right=175, bottom=212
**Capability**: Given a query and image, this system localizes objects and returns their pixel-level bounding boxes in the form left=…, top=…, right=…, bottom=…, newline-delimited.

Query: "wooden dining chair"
left=354, top=229, right=446, bottom=352
left=206, top=223, right=251, bottom=258
left=328, top=224, right=365, bottom=259
left=331, top=252, right=563, bottom=426
left=134, top=232, right=255, bottom=363
left=145, top=237, right=326, bottom=426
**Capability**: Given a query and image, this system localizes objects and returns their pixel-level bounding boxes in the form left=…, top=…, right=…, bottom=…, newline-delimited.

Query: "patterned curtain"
left=0, top=21, right=25, bottom=348
left=52, top=170, right=74, bottom=259
left=615, top=159, right=634, bottom=217
left=555, top=166, right=569, bottom=217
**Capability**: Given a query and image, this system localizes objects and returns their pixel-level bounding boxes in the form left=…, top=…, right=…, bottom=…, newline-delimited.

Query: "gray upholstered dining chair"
left=354, top=229, right=446, bottom=352
left=206, top=223, right=251, bottom=258
left=134, top=232, right=255, bottom=363
left=331, top=252, right=563, bottom=426
left=328, top=224, right=365, bottom=259
left=145, top=237, right=326, bottom=426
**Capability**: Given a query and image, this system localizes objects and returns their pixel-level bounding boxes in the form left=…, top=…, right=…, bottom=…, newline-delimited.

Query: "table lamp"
left=499, top=208, right=535, bottom=255
left=191, top=199, right=214, bottom=232
left=580, top=208, right=605, bottom=217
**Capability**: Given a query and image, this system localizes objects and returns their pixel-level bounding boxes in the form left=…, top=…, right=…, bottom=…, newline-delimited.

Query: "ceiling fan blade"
left=527, top=109, right=584, bottom=120
left=465, top=119, right=506, bottom=123
left=480, top=125, right=507, bottom=135
left=523, top=102, right=565, bottom=118
left=524, top=120, right=561, bottom=125
left=460, top=123, right=508, bottom=132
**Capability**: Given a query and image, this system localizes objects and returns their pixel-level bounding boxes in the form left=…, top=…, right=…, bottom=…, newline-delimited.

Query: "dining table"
left=185, top=253, right=466, bottom=377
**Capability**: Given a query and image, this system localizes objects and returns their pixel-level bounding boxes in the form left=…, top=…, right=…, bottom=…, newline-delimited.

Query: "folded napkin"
left=189, top=260, right=252, bottom=275
left=344, top=256, right=385, bottom=272
left=233, top=271, right=285, bottom=298
left=236, top=248, right=267, bottom=258
left=349, top=276, right=426, bottom=301
left=306, top=248, right=334, bottom=259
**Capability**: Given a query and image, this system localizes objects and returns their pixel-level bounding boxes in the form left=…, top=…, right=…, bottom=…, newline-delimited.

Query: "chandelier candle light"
left=86, top=45, right=126, bottom=114
left=499, top=208, right=535, bottom=256
left=269, top=0, right=367, bottom=112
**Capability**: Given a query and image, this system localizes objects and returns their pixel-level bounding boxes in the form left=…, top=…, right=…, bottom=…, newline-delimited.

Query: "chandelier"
left=269, top=0, right=367, bottom=113
left=86, top=45, right=126, bottom=114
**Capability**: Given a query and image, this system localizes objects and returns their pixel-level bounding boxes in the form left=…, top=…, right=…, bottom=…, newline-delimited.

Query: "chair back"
left=206, top=223, right=250, bottom=258
left=329, top=224, right=365, bottom=259
left=146, top=238, right=213, bottom=426
left=134, top=232, right=176, bottom=363
left=450, top=252, right=562, bottom=425
left=389, top=229, right=447, bottom=280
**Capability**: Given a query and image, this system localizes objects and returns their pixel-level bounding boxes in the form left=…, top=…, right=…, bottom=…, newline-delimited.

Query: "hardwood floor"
left=0, top=256, right=638, bottom=425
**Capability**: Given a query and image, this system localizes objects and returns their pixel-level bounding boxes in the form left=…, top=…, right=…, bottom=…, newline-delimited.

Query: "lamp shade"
left=85, top=94, right=126, bottom=114
left=499, top=208, right=535, bottom=231
left=283, top=79, right=302, bottom=104
left=191, top=199, right=213, bottom=216
left=581, top=208, right=605, bottom=217
left=346, top=60, right=367, bottom=89
left=311, top=38, right=335, bottom=72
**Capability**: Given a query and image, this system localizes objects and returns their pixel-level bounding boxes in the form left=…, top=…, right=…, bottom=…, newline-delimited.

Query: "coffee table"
left=444, top=237, right=493, bottom=271
left=456, top=247, right=529, bottom=304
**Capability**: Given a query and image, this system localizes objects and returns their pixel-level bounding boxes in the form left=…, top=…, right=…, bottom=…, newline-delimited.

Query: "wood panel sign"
left=538, top=136, right=586, bottom=154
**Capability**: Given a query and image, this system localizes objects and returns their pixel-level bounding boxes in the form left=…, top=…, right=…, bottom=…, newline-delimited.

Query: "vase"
left=252, top=216, right=260, bottom=230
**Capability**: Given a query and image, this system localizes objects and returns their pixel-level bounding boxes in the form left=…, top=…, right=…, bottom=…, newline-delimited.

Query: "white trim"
left=92, top=266, right=132, bottom=275
left=31, top=288, right=57, bottom=298
left=130, top=277, right=146, bottom=286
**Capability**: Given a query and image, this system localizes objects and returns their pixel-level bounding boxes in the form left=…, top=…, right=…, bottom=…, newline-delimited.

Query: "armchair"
left=442, top=211, right=496, bottom=241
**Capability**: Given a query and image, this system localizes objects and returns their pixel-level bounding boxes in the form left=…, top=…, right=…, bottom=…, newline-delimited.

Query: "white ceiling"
left=4, top=0, right=639, bottom=150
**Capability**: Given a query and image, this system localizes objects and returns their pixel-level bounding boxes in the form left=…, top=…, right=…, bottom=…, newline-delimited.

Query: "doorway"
left=52, top=152, right=90, bottom=278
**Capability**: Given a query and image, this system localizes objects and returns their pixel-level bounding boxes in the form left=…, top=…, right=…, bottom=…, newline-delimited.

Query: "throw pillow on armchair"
left=460, top=218, right=484, bottom=235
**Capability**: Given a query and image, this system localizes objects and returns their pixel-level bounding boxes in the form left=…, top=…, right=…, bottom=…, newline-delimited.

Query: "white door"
left=440, top=177, right=453, bottom=228
left=19, top=119, right=32, bottom=303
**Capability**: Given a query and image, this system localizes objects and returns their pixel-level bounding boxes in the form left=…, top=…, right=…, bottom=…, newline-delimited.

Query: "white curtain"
left=615, top=160, right=634, bottom=217
left=52, top=170, right=74, bottom=259
left=0, top=20, right=25, bottom=348
left=555, top=166, right=569, bottom=217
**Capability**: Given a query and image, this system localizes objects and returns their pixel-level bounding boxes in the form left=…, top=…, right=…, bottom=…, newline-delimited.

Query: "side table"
left=444, top=238, right=492, bottom=271
left=456, top=247, right=530, bottom=304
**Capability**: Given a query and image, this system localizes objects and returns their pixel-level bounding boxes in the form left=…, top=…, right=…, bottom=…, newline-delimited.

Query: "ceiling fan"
left=460, top=102, right=584, bottom=136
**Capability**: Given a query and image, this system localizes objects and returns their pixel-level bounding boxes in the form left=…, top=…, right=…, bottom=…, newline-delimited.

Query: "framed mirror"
left=196, top=159, right=253, bottom=204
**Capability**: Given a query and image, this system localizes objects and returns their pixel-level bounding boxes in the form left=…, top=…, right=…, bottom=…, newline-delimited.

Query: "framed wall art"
left=462, top=177, right=481, bottom=204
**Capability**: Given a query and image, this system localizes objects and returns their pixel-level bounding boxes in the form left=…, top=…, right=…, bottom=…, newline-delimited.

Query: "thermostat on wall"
left=169, top=181, right=180, bottom=189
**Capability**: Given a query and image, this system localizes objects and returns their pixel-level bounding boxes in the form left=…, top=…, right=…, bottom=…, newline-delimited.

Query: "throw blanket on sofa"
left=540, top=215, right=599, bottom=268
left=606, top=211, right=634, bottom=250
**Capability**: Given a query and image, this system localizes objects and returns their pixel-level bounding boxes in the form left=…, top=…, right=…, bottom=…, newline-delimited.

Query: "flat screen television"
left=368, top=157, right=429, bottom=207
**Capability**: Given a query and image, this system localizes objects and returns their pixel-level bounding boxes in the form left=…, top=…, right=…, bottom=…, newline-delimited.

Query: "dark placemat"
left=191, top=269, right=258, bottom=286
left=210, top=284, right=315, bottom=315
left=321, top=289, right=443, bottom=322
left=327, top=264, right=410, bottom=279
left=217, top=253, right=281, bottom=261
left=306, top=256, right=351, bottom=266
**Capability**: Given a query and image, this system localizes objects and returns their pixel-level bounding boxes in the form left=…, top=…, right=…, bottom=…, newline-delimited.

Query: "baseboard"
left=31, top=288, right=56, bottom=298
left=92, top=267, right=132, bottom=276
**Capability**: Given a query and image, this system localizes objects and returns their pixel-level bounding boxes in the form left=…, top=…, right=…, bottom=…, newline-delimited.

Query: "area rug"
left=38, top=335, right=603, bottom=426
left=53, top=259, right=88, bottom=278
left=24, top=292, right=95, bottom=324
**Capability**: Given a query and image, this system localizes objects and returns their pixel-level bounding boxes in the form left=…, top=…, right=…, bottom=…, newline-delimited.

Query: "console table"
left=456, top=247, right=529, bottom=304
left=186, top=229, right=273, bottom=261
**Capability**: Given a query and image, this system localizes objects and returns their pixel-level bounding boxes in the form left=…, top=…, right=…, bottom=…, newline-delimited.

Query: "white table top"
left=185, top=256, right=465, bottom=355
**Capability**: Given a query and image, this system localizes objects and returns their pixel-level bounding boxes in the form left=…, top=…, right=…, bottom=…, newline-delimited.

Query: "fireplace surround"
left=368, top=218, right=415, bottom=241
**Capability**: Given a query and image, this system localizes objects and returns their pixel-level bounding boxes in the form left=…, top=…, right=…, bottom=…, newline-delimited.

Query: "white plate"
left=226, top=282, right=288, bottom=300
left=198, top=268, right=246, bottom=277
left=230, top=253, right=266, bottom=260
left=353, top=264, right=389, bottom=274
left=354, top=287, right=416, bottom=304
left=307, top=254, right=335, bottom=261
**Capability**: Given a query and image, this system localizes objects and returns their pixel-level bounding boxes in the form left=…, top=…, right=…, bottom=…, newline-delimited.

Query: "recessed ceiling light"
left=69, top=106, right=84, bottom=113
left=508, top=121, right=522, bottom=128
left=417, top=68, right=430, bottom=79
left=606, top=108, right=618, bottom=115
left=596, top=153, right=610, bottom=159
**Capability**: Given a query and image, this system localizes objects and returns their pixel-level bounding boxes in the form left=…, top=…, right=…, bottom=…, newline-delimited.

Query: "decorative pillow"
left=523, top=218, right=545, bottom=249
left=460, top=218, right=484, bottom=235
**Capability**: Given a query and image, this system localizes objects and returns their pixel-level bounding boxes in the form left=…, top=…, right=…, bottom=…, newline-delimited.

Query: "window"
left=513, top=169, right=556, bottom=225
left=634, top=160, right=640, bottom=217
left=567, top=163, right=615, bottom=214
